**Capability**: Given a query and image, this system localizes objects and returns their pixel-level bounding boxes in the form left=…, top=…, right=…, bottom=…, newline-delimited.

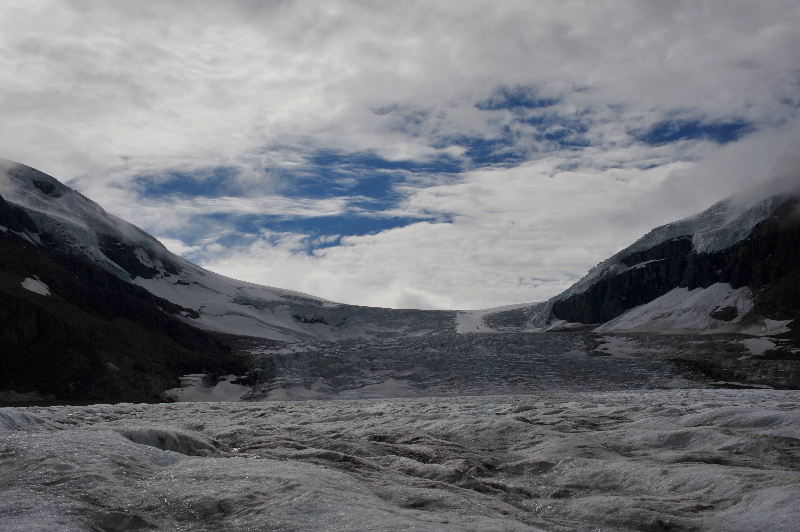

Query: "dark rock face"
left=684, top=201, right=800, bottom=292
left=98, top=234, right=180, bottom=280
left=293, top=314, right=327, bottom=324
left=709, top=306, right=738, bottom=321
left=552, top=200, right=800, bottom=324
left=0, top=194, right=39, bottom=234
left=552, top=237, right=693, bottom=324
left=32, top=180, right=58, bottom=196
left=0, top=196, right=249, bottom=402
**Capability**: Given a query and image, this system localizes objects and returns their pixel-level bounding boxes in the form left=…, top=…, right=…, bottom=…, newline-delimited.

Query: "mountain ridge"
left=2, top=158, right=799, bottom=402
left=485, top=181, right=800, bottom=335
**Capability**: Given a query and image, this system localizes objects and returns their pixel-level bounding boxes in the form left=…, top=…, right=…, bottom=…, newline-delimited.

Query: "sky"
left=1, top=0, right=799, bottom=309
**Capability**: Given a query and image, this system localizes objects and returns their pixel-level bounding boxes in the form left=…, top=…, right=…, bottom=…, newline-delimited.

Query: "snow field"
left=594, top=283, right=791, bottom=335
left=2, top=389, right=798, bottom=531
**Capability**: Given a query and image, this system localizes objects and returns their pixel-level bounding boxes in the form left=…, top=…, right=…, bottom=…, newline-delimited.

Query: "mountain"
left=0, top=159, right=457, bottom=402
left=485, top=176, right=800, bottom=336
left=2, top=158, right=798, bottom=402
left=0, top=160, right=455, bottom=344
left=0, top=191, right=248, bottom=403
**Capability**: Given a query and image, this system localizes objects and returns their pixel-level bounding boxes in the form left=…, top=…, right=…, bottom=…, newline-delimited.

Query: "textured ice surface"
left=455, top=303, right=536, bottom=334
left=242, top=332, right=701, bottom=401
left=2, top=390, right=799, bottom=531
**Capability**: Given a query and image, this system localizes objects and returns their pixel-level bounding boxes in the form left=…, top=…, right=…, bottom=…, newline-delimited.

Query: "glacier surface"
left=2, top=389, right=799, bottom=531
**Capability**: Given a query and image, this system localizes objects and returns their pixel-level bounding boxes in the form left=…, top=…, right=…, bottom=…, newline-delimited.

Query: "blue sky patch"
left=476, top=85, right=561, bottom=111
left=172, top=211, right=435, bottom=256
left=134, top=166, right=247, bottom=198
left=277, top=150, right=462, bottom=209
left=305, top=149, right=462, bottom=177
left=259, top=213, right=430, bottom=243
left=132, top=152, right=456, bottom=250
left=633, top=118, right=754, bottom=146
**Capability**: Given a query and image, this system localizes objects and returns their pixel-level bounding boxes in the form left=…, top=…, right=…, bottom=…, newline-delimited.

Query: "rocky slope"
left=0, top=160, right=456, bottom=344
left=484, top=181, right=800, bottom=337
left=0, top=194, right=249, bottom=403
left=2, top=157, right=799, bottom=403
left=552, top=199, right=800, bottom=326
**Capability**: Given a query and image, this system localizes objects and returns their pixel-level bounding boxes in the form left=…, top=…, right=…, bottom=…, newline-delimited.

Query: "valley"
left=1, top=159, right=799, bottom=531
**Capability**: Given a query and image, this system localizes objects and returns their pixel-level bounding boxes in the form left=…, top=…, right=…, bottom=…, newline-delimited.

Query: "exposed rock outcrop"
left=0, top=195, right=250, bottom=403
left=552, top=200, right=800, bottom=324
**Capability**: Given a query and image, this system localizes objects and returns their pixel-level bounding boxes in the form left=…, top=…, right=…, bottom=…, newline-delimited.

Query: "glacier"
left=2, top=390, right=799, bottom=531
left=2, top=158, right=800, bottom=531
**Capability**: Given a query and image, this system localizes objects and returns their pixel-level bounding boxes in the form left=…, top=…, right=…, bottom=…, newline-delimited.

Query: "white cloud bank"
left=0, top=1, right=798, bottom=308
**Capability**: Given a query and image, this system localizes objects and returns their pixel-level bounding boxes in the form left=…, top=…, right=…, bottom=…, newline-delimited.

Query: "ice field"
left=2, top=389, right=799, bottom=531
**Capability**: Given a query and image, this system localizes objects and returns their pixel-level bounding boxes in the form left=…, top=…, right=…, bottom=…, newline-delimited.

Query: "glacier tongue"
left=3, top=390, right=799, bottom=532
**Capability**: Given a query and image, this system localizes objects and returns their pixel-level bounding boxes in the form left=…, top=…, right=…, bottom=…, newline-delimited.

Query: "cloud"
left=3, top=0, right=797, bottom=177
left=475, top=85, right=562, bottom=111
left=190, top=157, right=703, bottom=309
left=0, top=0, right=798, bottom=308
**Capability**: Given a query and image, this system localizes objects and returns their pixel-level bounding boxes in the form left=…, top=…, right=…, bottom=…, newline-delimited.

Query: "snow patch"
left=20, top=277, right=50, bottom=296
left=594, top=283, right=755, bottom=334
left=456, top=302, right=534, bottom=334
left=163, top=374, right=251, bottom=402
left=593, top=336, right=649, bottom=357
left=742, top=338, right=777, bottom=356
left=545, top=319, right=588, bottom=331
left=455, top=310, right=497, bottom=333
left=739, top=318, right=793, bottom=336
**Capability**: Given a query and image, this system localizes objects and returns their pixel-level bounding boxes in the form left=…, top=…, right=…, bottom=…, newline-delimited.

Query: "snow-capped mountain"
left=0, top=159, right=455, bottom=344
left=3, top=157, right=798, bottom=342
left=2, top=157, right=799, bottom=403
left=485, top=175, right=800, bottom=335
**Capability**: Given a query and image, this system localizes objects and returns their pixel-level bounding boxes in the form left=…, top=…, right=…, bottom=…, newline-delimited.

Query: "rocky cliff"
left=552, top=199, right=800, bottom=325
left=0, top=193, right=250, bottom=403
